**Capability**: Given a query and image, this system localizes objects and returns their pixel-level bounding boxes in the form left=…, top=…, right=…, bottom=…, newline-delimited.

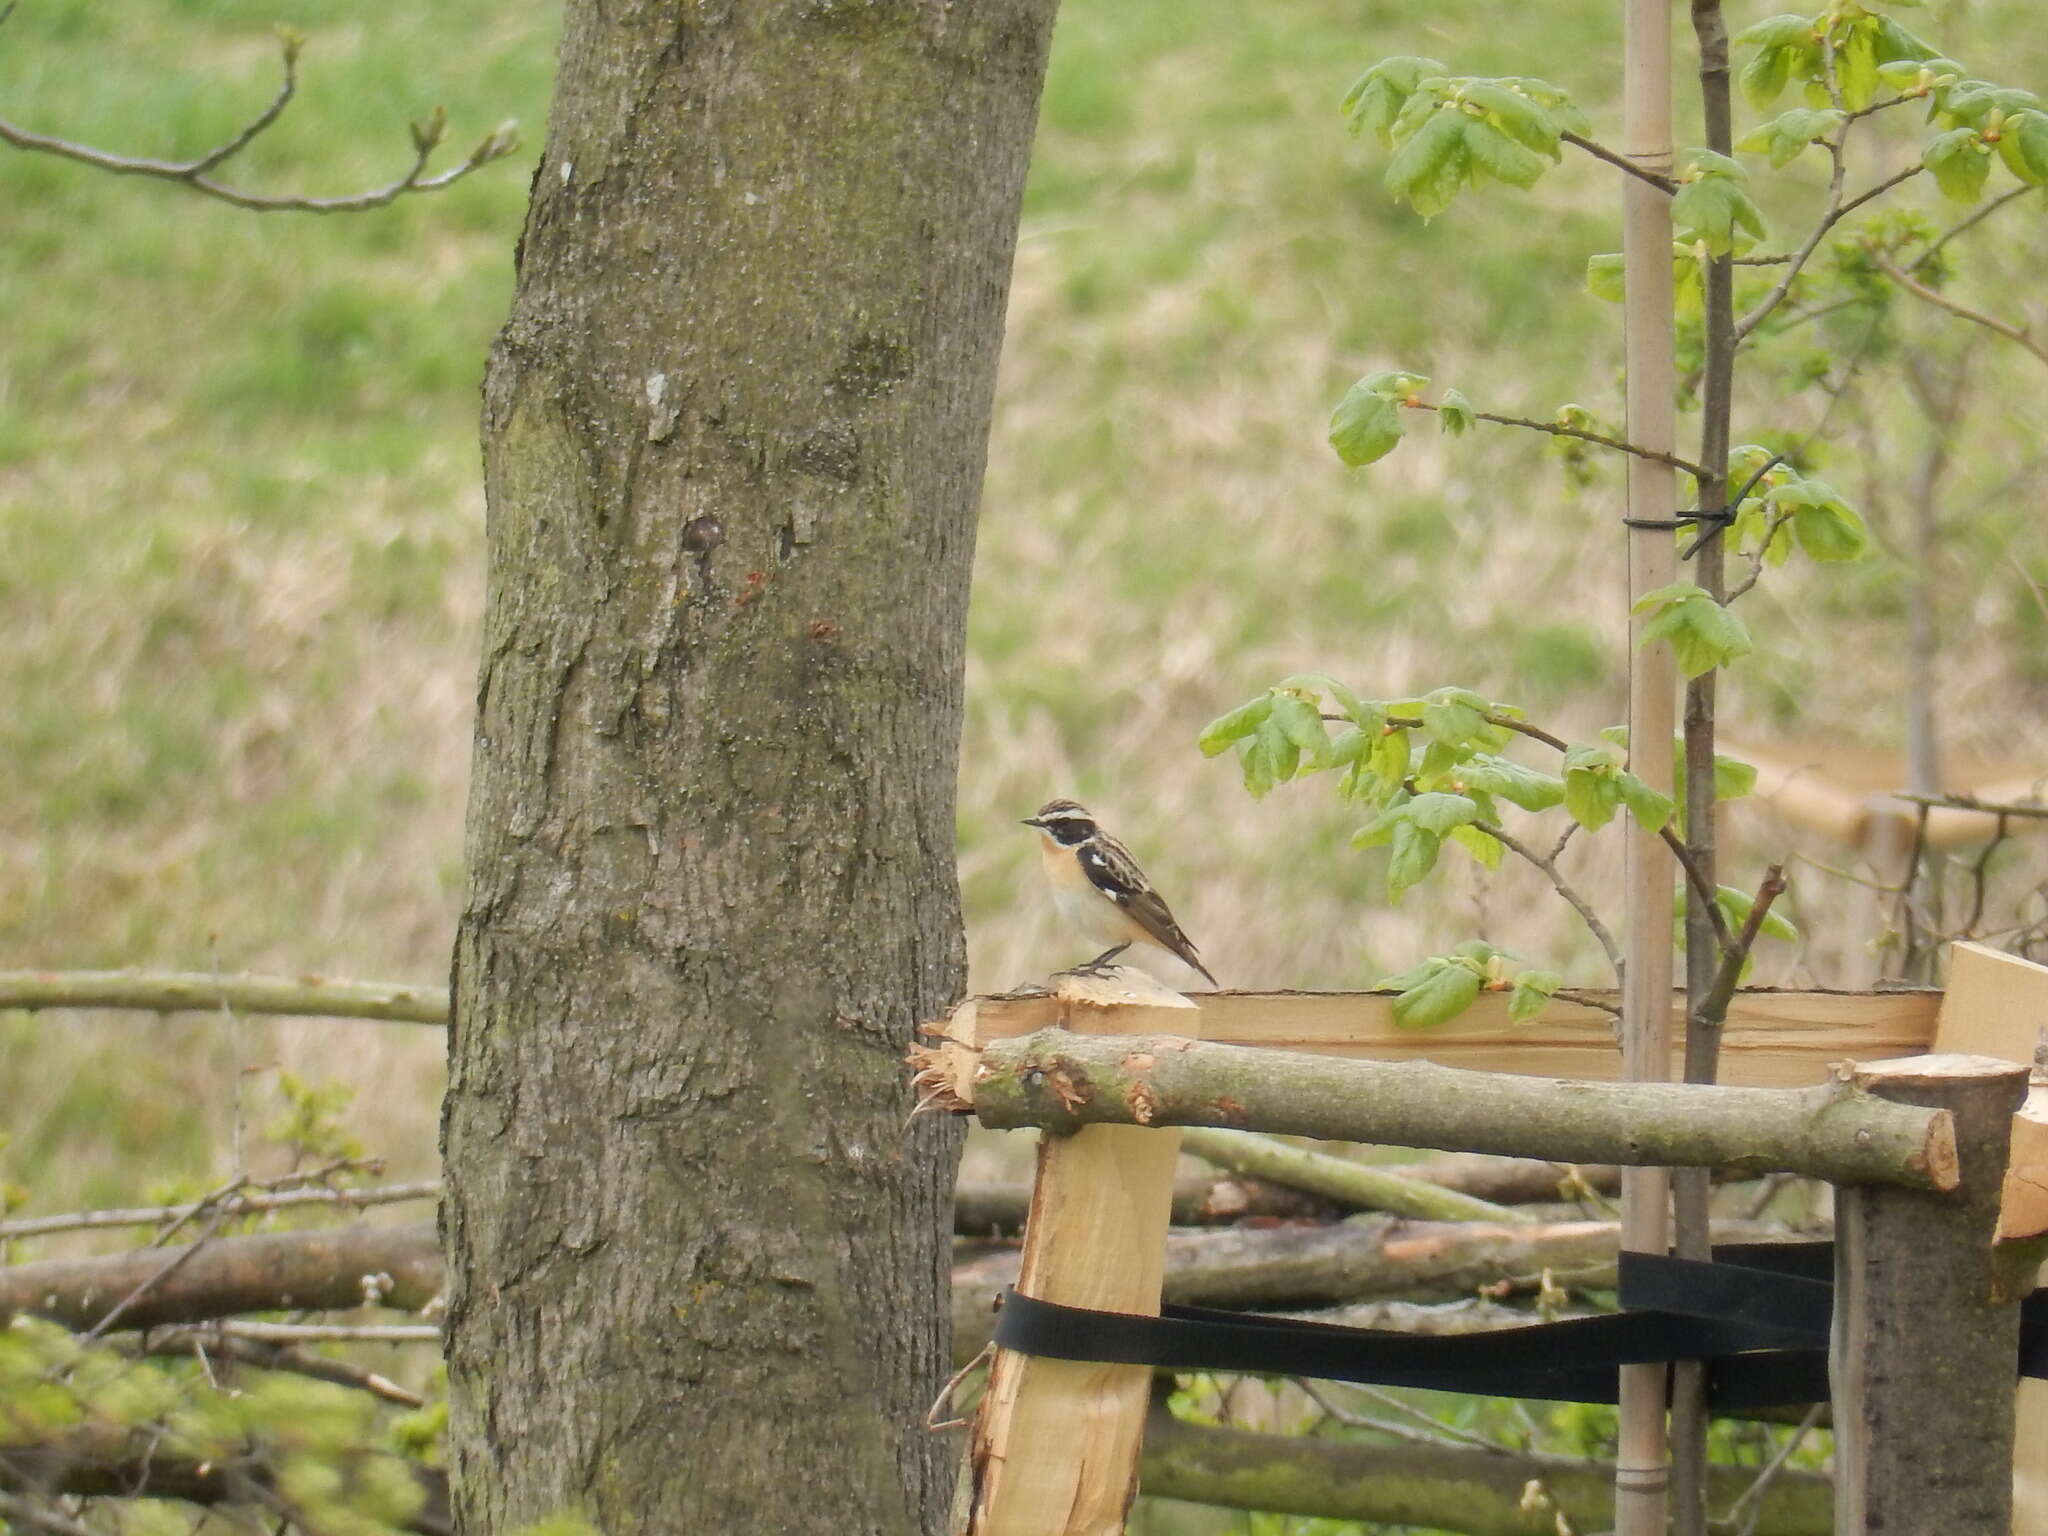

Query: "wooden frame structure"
left=926, top=943, right=2048, bottom=1536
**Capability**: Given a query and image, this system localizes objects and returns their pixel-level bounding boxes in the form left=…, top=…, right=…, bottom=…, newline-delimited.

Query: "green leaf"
left=2003, top=112, right=2048, bottom=185
left=1435, top=386, right=1476, bottom=436
left=1343, top=56, right=1448, bottom=143
left=1386, top=819, right=1443, bottom=901
left=1385, top=958, right=1483, bottom=1029
left=1448, top=821, right=1504, bottom=871
left=1741, top=44, right=1798, bottom=110
left=1508, top=969, right=1563, bottom=1023
left=1199, top=695, right=1273, bottom=756
left=1242, top=715, right=1301, bottom=798
left=1269, top=691, right=1332, bottom=766
left=1714, top=753, right=1759, bottom=801
left=1672, top=157, right=1767, bottom=256
left=1329, top=381, right=1407, bottom=468
left=1328, top=726, right=1371, bottom=769
left=1420, top=687, right=1489, bottom=749
left=1791, top=499, right=1870, bottom=562
left=1633, top=581, right=1753, bottom=678
left=1734, top=13, right=1816, bottom=51
left=1456, top=754, right=1566, bottom=812
left=1352, top=792, right=1412, bottom=849
left=1404, top=791, right=1483, bottom=835
left=1463, top=118, right=1548, bottom=189
left=1366, top=725, right=1411, bottom=795
left=1385, top=107, right=1473, bottom=218
left=1737, top=106, right=1843, bottom=169
left=1585, top=252, right=1625, bottom=303
left=1924, top=126, right=1992, bottom=203
left=1326, top=678, right=1382, bottom=730
left=1563, top=762, right=1622, bottom=831
left=1837, top=21, right=1881, bottom=112
left=1459, top=80, right=1564, bottom=157
left=1871, top=15, right=1936, bottom=65
left=1615, top=771, right=1675, bottom=833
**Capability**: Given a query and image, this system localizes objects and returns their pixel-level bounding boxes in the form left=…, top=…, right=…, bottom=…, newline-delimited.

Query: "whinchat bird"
left=1022, top=799, right=1218, bottom=987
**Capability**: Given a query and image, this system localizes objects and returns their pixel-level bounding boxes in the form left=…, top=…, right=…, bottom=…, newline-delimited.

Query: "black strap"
left=991, top=1240, right=2048, bottom=1410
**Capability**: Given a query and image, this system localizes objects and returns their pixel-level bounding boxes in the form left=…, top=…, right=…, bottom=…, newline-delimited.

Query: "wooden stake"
left=1617, top=0, right=1679, bottom=1510
left=959, top=968, right=1199, bottom=1536
left=1831, top=1053, right=2029, bottom=1535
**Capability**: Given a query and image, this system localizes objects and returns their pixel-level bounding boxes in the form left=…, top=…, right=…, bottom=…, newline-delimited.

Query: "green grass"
left=4, top=0, right=2048, bottom=1223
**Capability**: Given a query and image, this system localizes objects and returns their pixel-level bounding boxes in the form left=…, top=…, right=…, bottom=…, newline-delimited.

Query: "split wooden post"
left=958, top=968, right=1199, bottom=1536
left=1831, top=1053, right=2030, bottom=1536
left=1929, top=940, right=2048, bottom=1533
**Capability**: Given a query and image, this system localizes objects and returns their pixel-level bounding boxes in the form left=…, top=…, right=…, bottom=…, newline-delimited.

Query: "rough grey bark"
left=442, top=5, right=1057, bottom=1533
left=1830, top=1055, right=2028, bottom=1535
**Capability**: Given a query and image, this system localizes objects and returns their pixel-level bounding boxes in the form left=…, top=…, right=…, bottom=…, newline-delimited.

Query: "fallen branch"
left=1178, top=1127, right=1531, bottom=1224
left=1138, top=1409, right=1832, bottom=1536
left=0, top=1180, right=440, bottom=1240
left=955, top=1175, right=1340, bottom=1235
left=957, top=1030, right=1958, bottom=1190
left=0, top=1410, right=1832, bottom=1536
left=0, top=1222, right=440, bottom=1330
left=0, top=970, right=447, bottom=1023
left=0, top=1432, right=449, bottom=1536
left=1396, top=1153, right=1624, bottom=1204
left=3, top=1214, right=1804, bottom=1358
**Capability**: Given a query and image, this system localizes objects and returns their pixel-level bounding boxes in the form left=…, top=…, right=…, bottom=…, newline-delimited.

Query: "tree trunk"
left=442, top=5, right=1057, bottom=1533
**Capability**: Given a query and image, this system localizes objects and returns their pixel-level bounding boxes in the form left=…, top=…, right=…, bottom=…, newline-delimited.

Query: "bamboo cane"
left=1617, top=0, right=1680, bottom=1523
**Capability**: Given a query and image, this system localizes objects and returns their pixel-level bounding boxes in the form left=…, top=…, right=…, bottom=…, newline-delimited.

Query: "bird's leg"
left=1072, top=943, right=1131, bottom=976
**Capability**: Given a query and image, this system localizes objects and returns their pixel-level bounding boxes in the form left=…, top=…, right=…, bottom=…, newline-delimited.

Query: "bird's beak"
left=1021, top=816, right=1045, bottom=828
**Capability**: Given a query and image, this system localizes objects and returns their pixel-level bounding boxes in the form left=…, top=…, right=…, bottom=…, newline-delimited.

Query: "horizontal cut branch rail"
left=956, top=1030, right=1958, bottom=1191
left=0, top=970, right=448, bottom=1023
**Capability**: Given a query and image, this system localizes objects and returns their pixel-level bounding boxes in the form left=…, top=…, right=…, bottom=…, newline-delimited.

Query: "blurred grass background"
left=3, top=0, right=2047, bottom=1213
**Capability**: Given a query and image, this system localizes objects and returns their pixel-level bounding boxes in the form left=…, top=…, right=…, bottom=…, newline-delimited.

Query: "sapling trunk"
left=1672, top=2, right=1738, bottom=1528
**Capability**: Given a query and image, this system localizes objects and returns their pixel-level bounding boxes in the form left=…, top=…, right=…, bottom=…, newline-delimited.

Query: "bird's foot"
left=1067, top=944, right=1132, bottom=978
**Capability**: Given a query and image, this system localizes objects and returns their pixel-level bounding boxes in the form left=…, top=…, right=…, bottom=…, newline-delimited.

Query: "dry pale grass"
left=8, top=0, right=2048, bottom=1217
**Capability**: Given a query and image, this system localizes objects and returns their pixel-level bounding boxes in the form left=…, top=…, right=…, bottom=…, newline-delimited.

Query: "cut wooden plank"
left=961, top=988, right=1939, bottom=1088
left=961, top=968, right=1198, bottom=1536
left=1931, top=943, right=2048, bottom=1536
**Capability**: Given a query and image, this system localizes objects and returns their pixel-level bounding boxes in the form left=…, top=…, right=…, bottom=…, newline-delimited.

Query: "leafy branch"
left=0, top=19, right=518, bottom=213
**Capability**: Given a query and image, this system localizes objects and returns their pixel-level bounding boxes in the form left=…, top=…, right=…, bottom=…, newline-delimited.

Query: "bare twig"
left=1914, top=183, right=2043, bottom=273
left=1696, top=864, right=1789, bottom=1029
left=1406, top=400, right=1706, bottom=477
left=1477, top=822, right=1624, bottom=980
left=1866, top=245, right=2048, bottom=368
left=0, top=29, right=517, bottom=214
left=1894, top=791, right=2048, bottom=822
left=0, top=1180, right=436, bottom=1241
left=78, top=1203, right=240, bottom=1343
left=1659, top=825, right=1734, bottom=953
left=1735, top=163, right=1924, bottom=341
left=1719, top=1403, right=1827, bottom=1536
left=0, top=1492, right=99, bottom=1536
left=138, top=1329, right=429, bottom=1407
left=1298, top=1378, right=1509, bottom=1453
left=1356, top=710, right=1571, bottom=754
left=1561, top=130, right=1678, bottom=193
